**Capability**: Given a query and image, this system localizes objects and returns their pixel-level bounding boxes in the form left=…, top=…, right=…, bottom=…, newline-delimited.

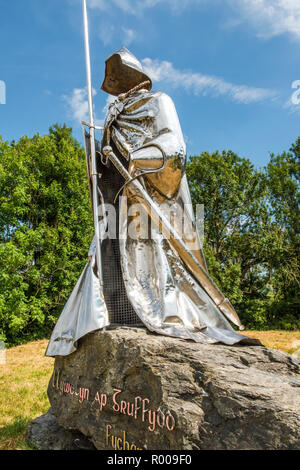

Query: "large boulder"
left=27, top=408, right=96, bottom=450
left=29, top=327, right=300, bottom=450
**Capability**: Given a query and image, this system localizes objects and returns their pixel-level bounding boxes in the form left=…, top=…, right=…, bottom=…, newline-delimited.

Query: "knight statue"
left=46, top=46, right=260, bottom=357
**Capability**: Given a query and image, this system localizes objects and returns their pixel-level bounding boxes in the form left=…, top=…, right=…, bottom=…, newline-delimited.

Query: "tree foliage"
left=0, top=125, right=93, bottom=345
left=186, top=145, right=299, bottom=330
left=0, top=126, right=299, bottom=345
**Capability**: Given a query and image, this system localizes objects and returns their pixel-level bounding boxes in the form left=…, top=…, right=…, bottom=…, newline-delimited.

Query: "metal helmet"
left=101, top=47, right=152, bottom=96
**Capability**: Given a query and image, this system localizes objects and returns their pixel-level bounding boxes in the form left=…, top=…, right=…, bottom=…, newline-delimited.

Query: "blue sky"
left=0, top=0, right=300, bottom=167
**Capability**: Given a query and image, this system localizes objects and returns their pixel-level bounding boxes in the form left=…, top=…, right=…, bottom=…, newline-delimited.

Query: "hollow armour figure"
left=46, top=47, right=260, bottom=357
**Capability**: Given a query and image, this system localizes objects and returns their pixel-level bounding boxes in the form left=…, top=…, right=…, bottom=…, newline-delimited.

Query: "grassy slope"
left=0, top=331, right=299, bottom=450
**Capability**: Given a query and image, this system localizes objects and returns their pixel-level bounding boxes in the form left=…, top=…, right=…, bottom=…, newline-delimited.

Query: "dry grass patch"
left=243, top=330, right=300, bottom=355
left=0, top=340, right=54, bottom=450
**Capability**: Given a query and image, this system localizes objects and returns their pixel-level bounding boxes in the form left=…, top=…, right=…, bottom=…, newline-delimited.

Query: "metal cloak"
left=46, top=66, right=259, bottom=358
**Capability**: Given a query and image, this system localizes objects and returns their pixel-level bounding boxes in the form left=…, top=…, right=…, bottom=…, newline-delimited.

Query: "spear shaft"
left=82, top=0, right=103, bottom=286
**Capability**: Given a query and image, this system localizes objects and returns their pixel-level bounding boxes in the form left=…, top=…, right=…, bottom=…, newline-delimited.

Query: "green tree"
left=265, top=140, right=300, bottom=329
left=0, top=125, right=93, bottom=345
left=186, top=148, right=299, bottom=330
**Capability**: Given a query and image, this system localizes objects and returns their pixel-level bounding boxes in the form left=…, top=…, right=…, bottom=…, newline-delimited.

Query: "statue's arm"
left=130, top=93, right=186, bottom=198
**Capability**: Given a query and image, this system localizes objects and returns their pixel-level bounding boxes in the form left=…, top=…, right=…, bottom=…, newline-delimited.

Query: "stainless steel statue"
left=46, top=3, right=259, bottom=357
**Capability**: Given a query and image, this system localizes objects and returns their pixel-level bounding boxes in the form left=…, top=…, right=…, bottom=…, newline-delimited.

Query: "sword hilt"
left=82, top=121, right=104, bottom=131
left=102, top=146, right=130, bottom=181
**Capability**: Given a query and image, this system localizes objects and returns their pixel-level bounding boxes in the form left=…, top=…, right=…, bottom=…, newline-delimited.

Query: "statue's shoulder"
left=147, top=90, right=173, bottom=102
left=144, top=91, right=176, bottom=110
left=126, top=90, right=177, bottom=118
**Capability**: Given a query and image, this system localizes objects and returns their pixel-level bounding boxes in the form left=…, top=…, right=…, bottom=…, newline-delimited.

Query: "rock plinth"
left=28, top=327, right=300, bottom=450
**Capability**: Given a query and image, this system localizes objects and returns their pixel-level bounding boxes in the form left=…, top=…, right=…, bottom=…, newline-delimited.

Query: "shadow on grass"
left=0, top=417, right=32, bottom=450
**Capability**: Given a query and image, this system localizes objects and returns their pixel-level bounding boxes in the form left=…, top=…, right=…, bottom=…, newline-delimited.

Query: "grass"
left=242, top=330, right=300, bottom=355
left=0, top=340, right=54, bottom=450
left=0, top=331, right=299, bottom=450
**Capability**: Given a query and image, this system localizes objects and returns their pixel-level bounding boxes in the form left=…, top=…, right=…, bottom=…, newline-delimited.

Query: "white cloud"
left=98, top=23, right=115, bottom=46
left=122, top=27, right=137, bottom=45
left=96, top=23, right=137, bottom=46
left=88, top=0, right=136, bottom=14
left=285, top=97, right=300, bottom=115
left=142, top=58, right=277, bottom=104
left=63, top=61, right=274, bottom=114
left=88, top=0, right=300, bottom=41
left=63, top=87, right=104, bottom=126
left=285, top=80, right=300, bottom=113
left=285, top=99, right=300, bottom=114
left=63, top=88, right=89, bottom=121
left=230, top=0, right=300, bottom=40
left=88, top=0, right=206, bottom=15
left=92, top=14, right=136, bottom=46
left=102, top=94, right=116, bottom=113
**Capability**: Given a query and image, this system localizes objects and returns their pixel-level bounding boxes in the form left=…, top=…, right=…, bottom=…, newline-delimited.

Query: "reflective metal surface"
left=45, top=249, right=109, bottom=357
left=46, top=49, right=260, bottom=357
left=101, top=47, right=152, bottom=96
